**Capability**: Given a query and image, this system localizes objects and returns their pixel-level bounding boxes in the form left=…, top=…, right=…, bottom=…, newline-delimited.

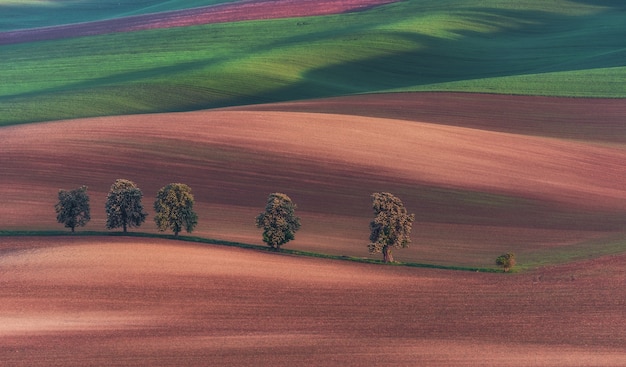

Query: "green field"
left=0, top=0, right=238, bottom=30
left=1, top=0, right=625, bottom=125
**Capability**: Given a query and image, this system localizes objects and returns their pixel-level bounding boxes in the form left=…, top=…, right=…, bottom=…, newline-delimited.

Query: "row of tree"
left=55, top=180, right=197, bottom=237
left=254, top=191, right=416, bottom=264
left=55, top=180, right=416, bottom=262
left=55, top=180, right=515, bottom=269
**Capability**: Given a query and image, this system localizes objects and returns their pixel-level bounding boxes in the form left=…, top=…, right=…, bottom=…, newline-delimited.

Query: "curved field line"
left=0, top=0, right=400, bottom=45
left=1, top=236, right=625, bottom=365
left=2, top=97, right=625, bottom=266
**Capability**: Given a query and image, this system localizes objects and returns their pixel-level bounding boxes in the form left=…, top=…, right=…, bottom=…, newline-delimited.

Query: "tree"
left=368, top=192, right=415, bottom=263
left=255, top=193, right=301, bottom=251
left=153, top=183, right=198, bottom=237
left=55, top=185, right=91, bottom=232
left=105, top=179, right=147, bottom=233
left=496, top=252, right=516, bottom=272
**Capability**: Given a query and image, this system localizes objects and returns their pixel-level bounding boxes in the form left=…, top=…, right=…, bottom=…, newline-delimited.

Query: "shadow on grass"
left=0, top=229, right=501, bottom=273
left=3, top=1, right=626, bottom=125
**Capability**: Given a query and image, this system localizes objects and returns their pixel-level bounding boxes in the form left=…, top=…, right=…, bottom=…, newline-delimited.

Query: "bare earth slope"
left=243, top=92, right=626, bottom=144
left=0, top=0, right=399, bottom=45
left=1, top=93, right=625, bottom=267
left=1, top=236, right=625, bottom=366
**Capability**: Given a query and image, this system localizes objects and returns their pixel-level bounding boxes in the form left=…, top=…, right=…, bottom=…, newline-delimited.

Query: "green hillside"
left=0, top=0, right=237, bottom=31
left=1, top=0, right=625, bottom=125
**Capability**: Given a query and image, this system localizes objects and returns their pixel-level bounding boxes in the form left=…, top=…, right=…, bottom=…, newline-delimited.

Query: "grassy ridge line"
left=1, top=0, right=626, bottom=125
left=0, top=230, right=499, bottom=272
left=516, top=232, right=626, bottom=272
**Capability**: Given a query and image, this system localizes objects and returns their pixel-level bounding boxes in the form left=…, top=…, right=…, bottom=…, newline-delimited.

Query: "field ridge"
left=0, top=0, right=399, bottom=45
left=1, top=235, right=625, bottom=365
left=0, top=230, right=501, bottom=272
left=1, top=0, right=625, bottom=125
left=2, top=102, right=625, bottom=268
left=2, top=1, right=626, bottom=364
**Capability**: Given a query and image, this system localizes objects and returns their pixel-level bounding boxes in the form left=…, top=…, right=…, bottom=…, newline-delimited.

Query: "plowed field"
left=1, top=236, right=625, bottom=366
left=1, top=93, right=625, bottom=267
left=2, top=91, right=626, bottom=364
left=2, top=0, right=625, bottom=363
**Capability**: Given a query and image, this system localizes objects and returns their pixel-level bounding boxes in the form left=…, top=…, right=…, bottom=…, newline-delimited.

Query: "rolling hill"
left=2, top=236, right=625, bottom=366
left=1, top=0, right=625, bottom=125
left=0, top=0, right=240, bottom=31
left=2, top=1, right=626, bottom=365
left=2, top=94, right=625, bottom=269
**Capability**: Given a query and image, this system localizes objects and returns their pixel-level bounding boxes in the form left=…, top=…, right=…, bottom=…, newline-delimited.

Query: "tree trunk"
left=122, top=211, right=127, bottom=233
left=383, top=246, right=394, bottom=263
left=174, top=230, right=179, bottom=238
left=71, top=226, right=75, bottom=233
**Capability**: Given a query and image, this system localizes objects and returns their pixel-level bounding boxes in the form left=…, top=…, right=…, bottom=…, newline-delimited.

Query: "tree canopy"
left=255, top=192, right=301, bottom=251
left=153, top=183, right=198, bottom=237
left=55, top=185, right=91, bottom=232
left=105, top=179, right=147, bottom=233
left=368, top=192, right=415, bottom=263
left=496, top=252, right=516, bottom=272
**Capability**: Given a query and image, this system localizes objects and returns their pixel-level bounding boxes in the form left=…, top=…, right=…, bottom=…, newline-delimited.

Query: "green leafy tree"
left=153, top=183, right=198, bottom=237
left=368, top=192, right=415, bottom=263
left=105, top=179, right=147, bottom=233
left=255, top=193, right=301, bottom=251
left=496, top=252, right=516, bottom=272
left=55, top=185, right=91, bottom=232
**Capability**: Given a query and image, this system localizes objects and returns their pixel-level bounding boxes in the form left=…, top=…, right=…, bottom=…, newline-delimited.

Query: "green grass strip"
left=0, top=230, right=501, bottom=273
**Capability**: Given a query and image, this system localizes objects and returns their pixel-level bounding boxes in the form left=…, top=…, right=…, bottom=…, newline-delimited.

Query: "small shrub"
left=496, top=252, right=516, bottom=272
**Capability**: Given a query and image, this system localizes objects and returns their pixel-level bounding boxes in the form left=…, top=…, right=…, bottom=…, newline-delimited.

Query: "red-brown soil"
left=1, top=93, right=625, bottom=267
left=1, top=236, right=625, bottom=366
left=242, top=92, right=626, bottom=144
left=2, top=93, right=626, bottom=365
left=0, top=0, right=400, bottom=45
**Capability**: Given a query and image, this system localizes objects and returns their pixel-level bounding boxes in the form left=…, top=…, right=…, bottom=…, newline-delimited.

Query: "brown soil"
left=242, top=92, right=626, bottom=144
left=2, top=92, right=625, bottom=365
left=2, top=93, right=626, bottom=265
left=1, top=236, right=625, bottom=366
left=0, top=0, right=400, bottom=45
